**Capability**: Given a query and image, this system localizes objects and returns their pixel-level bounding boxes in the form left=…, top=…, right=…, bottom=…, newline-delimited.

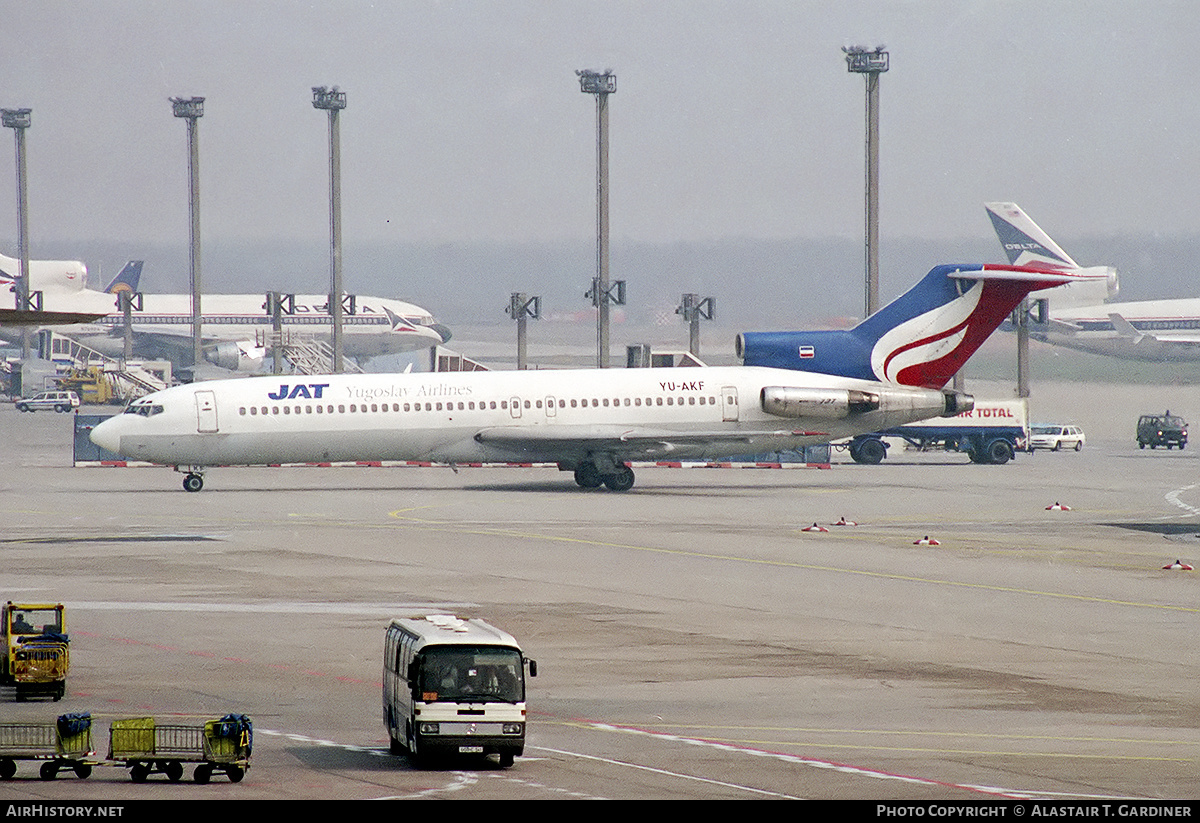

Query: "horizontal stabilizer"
left=740, top=264, right=1080, bottom=389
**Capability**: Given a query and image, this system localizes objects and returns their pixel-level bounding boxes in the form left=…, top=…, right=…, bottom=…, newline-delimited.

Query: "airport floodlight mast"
left=843, top=45, right=888, bottom=318
left=676, top=293, right=715, bottom=357
left=2, top=108, right=35, bottom=358
left=577, top=69, right=619, bottom=368
left=171, top=96, right=204, bottom=369
left=506, top=292, right=541, bottom=370
left=312, top=86, right=348, bottom=373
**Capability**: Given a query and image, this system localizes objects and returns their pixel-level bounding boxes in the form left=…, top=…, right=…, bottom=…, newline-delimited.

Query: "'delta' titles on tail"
left=103, top=260, right=143, bottom=294
left=984, top=202, right=1078, bottom=270
left=737, top=263, right=1078, bottom=389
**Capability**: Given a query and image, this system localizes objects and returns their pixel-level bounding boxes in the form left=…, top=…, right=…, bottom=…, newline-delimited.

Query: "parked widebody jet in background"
left=91, top=262, right=1081, bottom=492
left=0, top=254, right=139, bottom=326
left=986, top=202, right=1200, bottom=362
left=0, top=253, right=450, bottom=371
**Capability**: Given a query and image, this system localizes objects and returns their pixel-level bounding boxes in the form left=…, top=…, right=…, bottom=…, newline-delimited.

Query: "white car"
left=1028, top=424, right=1086, bottom=452
left=14, top=390, right=81, bottom=413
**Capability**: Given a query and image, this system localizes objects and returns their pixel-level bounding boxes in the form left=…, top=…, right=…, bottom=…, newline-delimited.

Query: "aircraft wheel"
left=573, top=463, right=603, bottom=488
left=603, top=465, right=635, bottom=491
left=183, top=473, right=204, bottom=493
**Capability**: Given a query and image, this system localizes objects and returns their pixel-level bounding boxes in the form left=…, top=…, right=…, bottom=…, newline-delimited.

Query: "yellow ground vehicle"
left=2, top=603, right=69, bottom=701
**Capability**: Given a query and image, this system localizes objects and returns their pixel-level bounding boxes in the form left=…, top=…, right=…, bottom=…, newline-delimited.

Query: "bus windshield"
left=418, top=646, right=524, bottom=703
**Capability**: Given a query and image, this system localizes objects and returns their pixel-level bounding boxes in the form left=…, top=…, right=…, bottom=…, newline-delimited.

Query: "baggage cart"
left=0, top=713, right=94, bottom=780
left=109, top=715, right=251, bottom=784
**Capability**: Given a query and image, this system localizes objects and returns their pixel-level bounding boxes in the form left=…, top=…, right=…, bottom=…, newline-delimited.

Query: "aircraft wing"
left=1108, top=313, right=1144, bottom=340
left=473, top=424, right=831, bottom=458
left=0, top=308, right=106, bottom=326
left=1046, top=318, right=1083, bottom=334
left=1105, top=313, right=1200, bottom=348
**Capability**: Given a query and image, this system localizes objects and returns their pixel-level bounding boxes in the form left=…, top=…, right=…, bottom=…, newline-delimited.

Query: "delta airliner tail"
left=737, top=263, right=1075, bottom=388
left=984, top=202, right=1117, bottom=308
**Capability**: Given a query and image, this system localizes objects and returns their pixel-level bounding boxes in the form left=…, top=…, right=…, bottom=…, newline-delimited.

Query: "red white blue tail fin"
left=738, top=263, right=1083, bottom=389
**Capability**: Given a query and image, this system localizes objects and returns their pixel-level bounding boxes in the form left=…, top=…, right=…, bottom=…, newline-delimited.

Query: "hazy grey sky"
left=2, top=0, right=1198, bottom=250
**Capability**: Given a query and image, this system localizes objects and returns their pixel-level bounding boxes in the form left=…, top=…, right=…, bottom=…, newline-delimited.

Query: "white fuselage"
left=2, top=289, right=447, bottom=359
left=1033, top=297, right=1200, bottom=362
left=91, top=367, right=957, bottom=469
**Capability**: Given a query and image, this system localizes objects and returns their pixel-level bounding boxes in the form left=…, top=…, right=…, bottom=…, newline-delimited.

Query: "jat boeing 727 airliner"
left=91, top=263, right=1079, bottom=492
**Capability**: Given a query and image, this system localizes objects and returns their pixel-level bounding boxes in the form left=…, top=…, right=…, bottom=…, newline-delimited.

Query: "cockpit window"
left=123, top=403, right=165, bottom=417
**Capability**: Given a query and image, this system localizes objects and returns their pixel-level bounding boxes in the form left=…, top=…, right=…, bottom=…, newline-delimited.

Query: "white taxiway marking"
left=1165, top=484, right=1200, bottom=516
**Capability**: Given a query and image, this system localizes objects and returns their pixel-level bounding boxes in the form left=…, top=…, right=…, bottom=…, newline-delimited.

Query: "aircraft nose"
left=89, top=415, right=122, bottom=454
left=432, top=324, right=453, bottom=344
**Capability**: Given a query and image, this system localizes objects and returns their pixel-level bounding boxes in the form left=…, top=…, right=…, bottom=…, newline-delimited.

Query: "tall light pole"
left=577, top=69, right=620, bottom=368
left=676, top=293, right=715, bottom=357
left=312, top=86, right=347, bottom=374
left=2, top=108, right=33, bottom=359
left=507, top=292, right=541, bottom=370
left=171, top=96, right=204, bottom=370
left=844, top=45, right=888, bottom=318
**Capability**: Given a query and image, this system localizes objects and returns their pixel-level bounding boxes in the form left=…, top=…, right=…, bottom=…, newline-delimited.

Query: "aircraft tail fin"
left=985, top=202, right=1079, bottom=269
left=985, top=203, right=1118, bottom=305
left=738, top=263, right=1082, bottom=389
left=103, top=261, right=143, bottom=294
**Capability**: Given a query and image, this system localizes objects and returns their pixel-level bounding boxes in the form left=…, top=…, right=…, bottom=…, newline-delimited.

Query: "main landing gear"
left=570, top=459, right=636, bottom=491
left=176, top=467, right=206, bottom=492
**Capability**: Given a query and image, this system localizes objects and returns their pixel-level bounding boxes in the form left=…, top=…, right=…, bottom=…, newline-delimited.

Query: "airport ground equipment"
left=108, top=715, right=252, bottom=783
left=384, top=615, right=536, bottom=768
left=0, top=713, right=94, bottom=779
left=2, top=602, right=69, bottom=700
left=845, top=399, right=1027, bottom=465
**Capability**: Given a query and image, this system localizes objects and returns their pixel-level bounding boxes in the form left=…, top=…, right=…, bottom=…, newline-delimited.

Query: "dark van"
left=1137, top=412, right=1188, bottom=450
